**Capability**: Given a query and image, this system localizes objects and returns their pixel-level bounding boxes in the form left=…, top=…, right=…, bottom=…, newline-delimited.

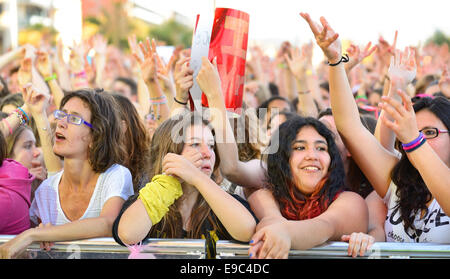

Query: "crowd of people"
left=0, top=12, right=449, bottom=259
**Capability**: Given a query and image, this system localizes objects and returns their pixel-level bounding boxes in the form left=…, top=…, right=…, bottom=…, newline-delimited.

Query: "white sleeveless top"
left=30, top=164, right=134, bottom=226
left=383, top=181, right=450, bottom=243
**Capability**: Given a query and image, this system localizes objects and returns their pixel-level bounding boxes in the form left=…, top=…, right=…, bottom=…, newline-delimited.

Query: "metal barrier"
left=216, top=240, right=450, bottom=259
left=1, top=235, right=450, bottom=259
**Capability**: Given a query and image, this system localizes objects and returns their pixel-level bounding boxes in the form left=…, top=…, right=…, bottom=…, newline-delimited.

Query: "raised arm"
left=285, top=45, right=319, bottom=117
left=22, top=85, right=63, bottom=173
left=170, top=56, right=192, bottom=116
left=375, top=47, right=416, bottom=154
left=135, top=38, right=170, bottom=124
left=379, top=89, right=450, bottom=215
left=196, top=57, right=266, bottom=189
left=35, top=50, right=65, bottom=109
left=344, top=42, right=377, bottom=75
left=300, top=12, right=398, bottom=198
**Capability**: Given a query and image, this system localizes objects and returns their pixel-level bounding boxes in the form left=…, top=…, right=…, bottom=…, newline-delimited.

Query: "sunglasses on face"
left=53, top=110, right=94, bottom=129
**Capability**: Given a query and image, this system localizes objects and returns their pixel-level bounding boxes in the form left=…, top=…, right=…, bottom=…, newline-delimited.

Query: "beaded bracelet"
left=402, top=132, right=426, bottom=153
left=13, top=110, right=26, bottom=125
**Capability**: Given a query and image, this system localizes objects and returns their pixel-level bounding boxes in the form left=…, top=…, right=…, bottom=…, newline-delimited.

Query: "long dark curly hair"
left=263, top=116, right=346, bottom=220
left=391, top=96, right=450, bottom=232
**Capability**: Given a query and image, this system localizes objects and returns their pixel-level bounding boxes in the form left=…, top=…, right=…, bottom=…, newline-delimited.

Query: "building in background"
left=0, top=0, right=193, bottom=53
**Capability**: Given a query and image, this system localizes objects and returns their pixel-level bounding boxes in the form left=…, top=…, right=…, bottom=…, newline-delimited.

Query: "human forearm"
left=285, top=218, right=335, bottom=250
left=407, top=143, right=450, bottom=215
left=329, top=64, right=364, bottom=134
left=145, top=80, right=170, bottom=124
left=118, top=199, right=153, bottom=245
left=33, top=113, right=63, bottom=173
left=0, top=48, right=22, bottom=69
left=295, top=77, right=318, bottom=117
left=26, top=216, right=114, bottom=244
left=193, top=174, right=256, bottom=241
left=47, top=80, right=65, bottom=109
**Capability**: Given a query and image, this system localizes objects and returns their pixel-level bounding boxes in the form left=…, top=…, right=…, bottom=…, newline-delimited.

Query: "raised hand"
left=173, top=56, right=194, bottom=103
left=388, top=47, right=417, bottom=86
left=345, top=42, right=378, bottom=72
left=299, top=13, right=341, bottom=64
left=285, top=46, right=310, bottom=80
left=92, top=34, right=107, bottom=56
left=196, top=57, right=222, bottom=102
left=378, top=88, right=419, bottom=144
left=134, top=38, right=158, bottom=83
left=22, top=84, right=50, bottom=117
left=35, top=50, right=53, bottom=79
left=69, top=42, right=86, bottom=73
left=376, top=31, right=398, bottom=67
left=17, top=58, right=33, bottom=88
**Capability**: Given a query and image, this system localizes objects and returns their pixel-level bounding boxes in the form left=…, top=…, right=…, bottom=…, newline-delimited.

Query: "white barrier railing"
left=1, top=235, right=450, bottom=259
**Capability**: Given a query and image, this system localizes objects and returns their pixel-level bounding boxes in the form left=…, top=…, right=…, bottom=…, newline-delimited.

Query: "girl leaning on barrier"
left=191, top=56, right=368, bottom=259
left=0, top=88, right=134, bottom=259
left=113, top=111, right=257, bottom=259
left=300, top=12, right=450, bottom=256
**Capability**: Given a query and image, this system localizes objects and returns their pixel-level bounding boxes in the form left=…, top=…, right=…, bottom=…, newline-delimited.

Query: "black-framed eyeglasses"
left=419, top=127, right=449, bottom=139
left=53, top=110, right=93, bottom=129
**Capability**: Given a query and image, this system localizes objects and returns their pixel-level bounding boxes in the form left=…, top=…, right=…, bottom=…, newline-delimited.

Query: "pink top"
left=0, top=159, right=34, bottom=234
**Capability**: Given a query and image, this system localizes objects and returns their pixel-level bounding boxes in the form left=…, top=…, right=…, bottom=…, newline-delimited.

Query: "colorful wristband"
left=402, top=132, right=427, bottom=153
left=44, top=73, right=57, bottom=82
left=402, top=132, right=424, bottom=148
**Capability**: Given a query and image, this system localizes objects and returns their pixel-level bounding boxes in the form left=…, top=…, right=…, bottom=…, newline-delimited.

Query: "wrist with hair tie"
left=138, top=174, right=183, bottom=225
left=327, top=54, right=349, bottom=66
left=402, top=132, right=426, bottom=153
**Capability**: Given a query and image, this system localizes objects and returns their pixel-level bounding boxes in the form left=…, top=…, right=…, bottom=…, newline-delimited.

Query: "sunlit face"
left=182, top=124, right=216, bottom=177
left=11, top=129, right=41, bottom=169
left=53, top=97, right=93, bottom=159
left=289, top=126, right=331, bottom=196
left=416, top=109, right=450, bottom=166
left=319, top=115, right=349, bottom=163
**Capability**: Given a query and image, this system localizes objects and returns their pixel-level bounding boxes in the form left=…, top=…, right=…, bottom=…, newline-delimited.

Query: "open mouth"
left=55, top=132, right=66, bottom=141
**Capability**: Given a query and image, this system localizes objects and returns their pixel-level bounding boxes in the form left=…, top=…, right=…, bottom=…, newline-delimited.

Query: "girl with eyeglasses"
left=0, top=88, right=134, bottom=259
left=300, top=13, right=450, bottom=257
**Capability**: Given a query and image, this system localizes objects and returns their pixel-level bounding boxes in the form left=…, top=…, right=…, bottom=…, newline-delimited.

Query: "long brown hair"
left=111, top=93, right=151, bottom=191
left=147, top=112, right=223, bottom=238
left=59, top=89, right=126, bottom=173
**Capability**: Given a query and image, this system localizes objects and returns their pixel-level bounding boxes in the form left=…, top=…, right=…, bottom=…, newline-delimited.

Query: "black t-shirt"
left=112, top=192, right=257, bottom=258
